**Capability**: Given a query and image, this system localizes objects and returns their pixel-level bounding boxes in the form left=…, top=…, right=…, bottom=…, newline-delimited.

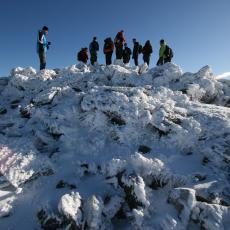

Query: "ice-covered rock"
left=0, top=62, right=229, bottom=229
left=191, top=202, right=230, bottom=230
left=83, top=195, right=104, bottom=230
left=58, top=192, right=82, bottom=226
left=168, top=188, right=196, bottom=226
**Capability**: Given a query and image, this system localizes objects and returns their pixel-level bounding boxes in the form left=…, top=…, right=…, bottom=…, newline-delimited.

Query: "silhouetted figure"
left=114, top=30, right=126, bottom=59
left=89, top=37, right=99, bottom=65
left=122, top=43, right=132, bottom=64
left=103, top=37, right=114, bottom=65
left=37, top=26, right=51, bottom=70
left=77, top=47, right=89, bottom=64
left=142, top=40, right=153, bottom=66
left=132, top=38, right=142, bottom=66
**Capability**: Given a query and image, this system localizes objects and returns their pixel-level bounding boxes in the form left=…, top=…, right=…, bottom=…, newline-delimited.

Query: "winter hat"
left=42, top=26, right=49, bottom=31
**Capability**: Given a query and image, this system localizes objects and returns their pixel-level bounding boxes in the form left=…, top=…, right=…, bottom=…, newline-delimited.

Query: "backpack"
left=77, top=51, right=82, bottom=61
left=138, top=44, right=142, bottom=54
left=164, top=45, right=173, bottom=58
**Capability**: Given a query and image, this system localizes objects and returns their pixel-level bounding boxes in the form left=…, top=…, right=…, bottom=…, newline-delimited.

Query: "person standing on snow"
left=89, top=37, right=99, bottom=65
left=77, top=47, right=89, bottom=64
left=157, top=39, right=174, bottom=66
left=132, top=38, right=142, bottom=66
left=122, top=43, right=132, bottom=64
left=114, top=30, right=126, bottom=60
left=142, top=40, right=153, bottom=66
left=37, top=26, right=51, bottom=70
left=103, top=37, right=114, bottom=65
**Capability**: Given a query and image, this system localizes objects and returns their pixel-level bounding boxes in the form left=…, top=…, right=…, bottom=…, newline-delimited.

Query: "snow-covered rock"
left=58, top=192, right=82, bottom=226
left=83, top=195, right=104, bottom=230
left=0, top=63, right=229, bottom=229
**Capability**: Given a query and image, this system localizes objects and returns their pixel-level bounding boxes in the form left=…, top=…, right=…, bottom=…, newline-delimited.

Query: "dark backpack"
left=164, top=45, right=173, bottom=58
left=77, top=51, right=82, bottom=61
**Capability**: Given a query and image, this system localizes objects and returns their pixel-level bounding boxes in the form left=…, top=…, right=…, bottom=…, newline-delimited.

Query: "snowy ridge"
left=0, top=63, right=229, bottom=229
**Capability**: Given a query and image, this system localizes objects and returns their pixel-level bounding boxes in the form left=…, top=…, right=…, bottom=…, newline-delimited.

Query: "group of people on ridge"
left=37, top=27, right=174, bottom=70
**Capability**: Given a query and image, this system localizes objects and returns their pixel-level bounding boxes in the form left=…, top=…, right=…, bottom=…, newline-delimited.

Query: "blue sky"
left=0, top=0, right=229, bottom=76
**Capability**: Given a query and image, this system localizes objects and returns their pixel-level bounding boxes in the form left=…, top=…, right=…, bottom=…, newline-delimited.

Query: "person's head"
left=146, top=40, right=151, bottom=45
left=124, top=43, right=127, bottom=47
left=133, top=38, right=136, bottom=43
left=93, top=36, right=97, bottom=41
left=160, top=39, right=165, bottom=45
left=42, top=26, right=49, bottom=34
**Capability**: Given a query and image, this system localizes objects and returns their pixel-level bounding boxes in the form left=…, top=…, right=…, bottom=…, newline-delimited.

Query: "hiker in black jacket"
left=89, top=37, right=99, bottom=65
left=122, top=43, right=132, bottom=64
left=132, top=38, right=142, bottom=66
left=142, top=40, right=153, bottom=66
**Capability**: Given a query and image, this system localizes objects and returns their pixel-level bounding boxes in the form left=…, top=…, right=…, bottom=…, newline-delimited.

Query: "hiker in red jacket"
left=114, top=30, right=126, bottom=60
left=103, top=37, right=114, bottom=65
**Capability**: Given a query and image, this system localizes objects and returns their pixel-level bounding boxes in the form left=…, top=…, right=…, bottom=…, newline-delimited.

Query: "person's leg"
left=106, top=53, right=112, bottom=65
left=119, top=47, right=123, bottom=59
left=105, top=54, right=109, bottom=65
left=147, top=56, right=150, bottom=66
left=123, top=58, right=128, bottom=64
left=91, top=53, right=97, bottom=65
left=109, top=52, right=112, bottom=65
left=143, top=55, right=148, bottom=65
left=116, top=47, right=123, bottom=59
left=90, top=53, right=94, bottom=65
left=164, top=57, right=171, bottom=63
left=157, top=57, right=164, bottom=66
left=134, top=56, right=138, bottom=66
left=39, top=52, right=46, bottom=70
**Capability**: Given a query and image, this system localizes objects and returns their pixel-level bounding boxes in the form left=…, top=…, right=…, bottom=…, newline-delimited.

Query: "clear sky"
left=0, top=0, right=229, bottom=76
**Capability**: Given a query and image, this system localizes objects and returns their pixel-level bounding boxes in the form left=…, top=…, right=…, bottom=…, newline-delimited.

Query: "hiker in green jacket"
left=157, top=39, right=174, bottom=66
left=157, top=39, right=167, bottom=66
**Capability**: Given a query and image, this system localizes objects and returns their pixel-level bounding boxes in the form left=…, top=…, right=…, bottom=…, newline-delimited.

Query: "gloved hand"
left=47, top=42, right=51, bottom=50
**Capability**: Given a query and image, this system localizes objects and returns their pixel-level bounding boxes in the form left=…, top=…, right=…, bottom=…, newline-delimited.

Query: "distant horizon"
left=0, top=0, right=229, bottom=76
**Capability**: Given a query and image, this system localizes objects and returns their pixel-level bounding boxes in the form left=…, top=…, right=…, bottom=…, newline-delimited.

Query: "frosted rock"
left=83, top=195, right=104, bottom=230
left=58, top=192, right=82, bottom=226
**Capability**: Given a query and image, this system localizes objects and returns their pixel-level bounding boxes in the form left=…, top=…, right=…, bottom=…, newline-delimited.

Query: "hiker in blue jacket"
left=37, top=26, right=51, bottom=70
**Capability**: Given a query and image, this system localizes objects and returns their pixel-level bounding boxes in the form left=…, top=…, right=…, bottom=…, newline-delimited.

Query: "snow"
left=0, top=62, right=230, bottom=229
left=58, top=192, right=82, bottom=226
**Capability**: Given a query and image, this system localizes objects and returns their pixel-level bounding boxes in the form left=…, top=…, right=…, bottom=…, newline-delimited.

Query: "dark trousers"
left=90, top=52, right=97, bottom=65
left=157, top=57, right=164, bottom=66
left=143, top=55, right=150, bottom=66
left=157, top=57, right=171, bottom=66
left=123, top=57, right=130, bottom=64
left=105, top=52, right=113, bottom=65
left=115, top=47, right=123, bottom=59
left=133, top=56, right=138, bottom=66
left=164, top=57, right=172, bottom=63
left=39, top=52, right=46, bottom=70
